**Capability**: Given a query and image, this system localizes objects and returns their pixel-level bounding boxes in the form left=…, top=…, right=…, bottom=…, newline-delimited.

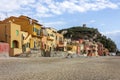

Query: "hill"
left=58, top=25, right=117, bottom=52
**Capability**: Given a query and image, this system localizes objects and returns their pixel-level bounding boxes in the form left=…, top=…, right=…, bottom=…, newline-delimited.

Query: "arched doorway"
left=12, top=40, right=19, bottom=48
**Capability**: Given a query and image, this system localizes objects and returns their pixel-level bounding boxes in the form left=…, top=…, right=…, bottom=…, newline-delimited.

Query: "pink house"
left=0, top=43, right=9, bottom=57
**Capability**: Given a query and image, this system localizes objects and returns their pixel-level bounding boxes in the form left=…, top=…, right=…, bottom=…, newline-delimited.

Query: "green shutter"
left=16, top=30, right=19, bottom=36
left=12, top=41, right=14, bottom=48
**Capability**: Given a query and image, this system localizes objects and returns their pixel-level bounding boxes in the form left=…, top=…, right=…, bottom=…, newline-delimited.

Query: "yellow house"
left=2, top=15, right=43, bottom=52
left=43, top=27, right=65, bottom=52
left=0, top=21, right=22, bottom=56
left=56, top=33, right=64, bottom=51
left=21, top=31, right=31, bottom=52
left=45, top=27, right=57, bottom=51
left=67, top=44, right=77, bottom=54
left=41, top=27, right=48, bottom=51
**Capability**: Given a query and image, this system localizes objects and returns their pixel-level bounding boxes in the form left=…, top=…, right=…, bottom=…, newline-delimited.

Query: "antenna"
left=5, top=12, right=8, bottom=19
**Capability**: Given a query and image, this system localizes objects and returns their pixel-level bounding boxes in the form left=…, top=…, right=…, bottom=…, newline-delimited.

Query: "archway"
left=12, top=40, right=19, bottom=48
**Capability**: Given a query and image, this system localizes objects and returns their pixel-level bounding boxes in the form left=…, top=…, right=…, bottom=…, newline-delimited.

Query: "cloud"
left=43, top=21, right=66, bottom=30
left=102, top=30, right=120, bottom=35
left=100, top=23, right=105, bottom=26
left=0, top=0, right=35, bottom=12
left=0, top=0, right=36, bottom=19
left=57, top=0, right=119, bottom=13
left=0, top=0, right=119, bottom=20
left=44, top=21, right=66, bottom=27
left=90, top=20, right=96, bottom=23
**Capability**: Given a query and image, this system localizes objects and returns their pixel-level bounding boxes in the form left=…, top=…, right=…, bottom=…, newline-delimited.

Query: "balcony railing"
left=47, top=36, right=54, bottom=41
left=59, top=41, right=64, bottom=44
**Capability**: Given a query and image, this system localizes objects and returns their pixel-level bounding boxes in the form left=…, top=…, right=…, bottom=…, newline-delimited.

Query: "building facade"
left=0, top=21, right=22, bottom=56
left=0, top=15, right=43, bottom=56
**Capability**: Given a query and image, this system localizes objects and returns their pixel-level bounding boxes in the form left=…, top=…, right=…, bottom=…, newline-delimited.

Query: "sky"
left=0, top=0, right=120, bottom=50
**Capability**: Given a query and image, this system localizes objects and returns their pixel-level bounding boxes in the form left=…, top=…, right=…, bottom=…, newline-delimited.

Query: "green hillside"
left=58, top=25, right=117, bottom=52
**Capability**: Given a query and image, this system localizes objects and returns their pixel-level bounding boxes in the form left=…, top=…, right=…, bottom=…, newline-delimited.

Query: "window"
left=37, top=30, right=40, bottom=35
left=34, top=41, right=36, bottom=48
left=26, top=43, right=30, bottom=48
left=16, top=30, right=19, bottom=36
left=33, top=27, right=35, bottom=32
left=59, top=37, right=62, bottom=42
left=36, top=28, right=38, bottom=33
left=56, top=36, right=57, bottom=40
left=33, top=27, right=38, bottom=33
left=50, top=34, right=54, bottom=37
left=48, top=34, right=49, bottom=36
left=44, top=44, right=46, bottom=49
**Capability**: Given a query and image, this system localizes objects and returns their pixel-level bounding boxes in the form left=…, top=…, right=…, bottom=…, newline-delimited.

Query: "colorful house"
left=0, top=15, right=43, bottom=56
left=45, top=27, right=57, bottom=51
left=3, top=15, right=43, bottom=51
left=56, top=33, right=64, bottom=51
left=41, top=27, right=48, bottom=50
left=97, top=42, right=104, bottom=56
left=0, top=21, right=22, bottom=56
left=0, top=42, right=9, bottom=57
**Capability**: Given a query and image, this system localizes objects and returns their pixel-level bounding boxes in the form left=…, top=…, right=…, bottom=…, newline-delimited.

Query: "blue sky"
left=0, top=0, right=120, bottom=49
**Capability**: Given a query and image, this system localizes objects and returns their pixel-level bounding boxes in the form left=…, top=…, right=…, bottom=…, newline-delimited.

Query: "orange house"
left=2, top=15, right=43, bottom=52
left=0, top=15, right=43, bottom=56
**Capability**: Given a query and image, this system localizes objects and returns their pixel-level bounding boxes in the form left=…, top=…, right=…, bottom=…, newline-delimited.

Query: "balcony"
left=37, top=32, right=43, bottom=38
left=59, top=41, right=64, bottom=45
left=47, top=36, right=54, bottom=41
left=32, top=31, right=43, bottom=38
left=32, top=32, right=36, bottom=36
left=57, top=41, right=64, bottom=47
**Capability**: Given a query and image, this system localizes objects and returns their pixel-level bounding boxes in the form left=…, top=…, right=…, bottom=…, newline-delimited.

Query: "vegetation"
left=116, top=50, right=120, bottom=55
left=58, top=26, right=117, bottom=52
